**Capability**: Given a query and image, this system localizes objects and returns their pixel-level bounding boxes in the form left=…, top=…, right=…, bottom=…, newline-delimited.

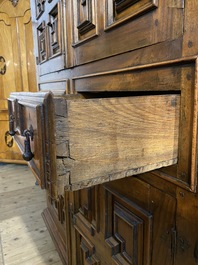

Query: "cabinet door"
left=70, top=0, right=184, bottom=66
left=0, top=0, right=37, bottom=163
left=69, top=177, right=176, bottom=265
left=32, top=0, right=66, bottom=75
left=175, top=188, right=198, bottom=265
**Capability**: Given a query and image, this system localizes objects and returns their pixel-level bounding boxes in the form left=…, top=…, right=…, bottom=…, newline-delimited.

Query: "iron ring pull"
left=22, top=127, right=34, bottom=161
left=4, top=115, right=16, bottom=147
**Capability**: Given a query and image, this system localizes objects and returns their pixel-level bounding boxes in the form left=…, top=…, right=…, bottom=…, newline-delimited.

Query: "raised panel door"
left=0, top=0, right=37, bottom=163
left=69, top=177, right=176, bottom=265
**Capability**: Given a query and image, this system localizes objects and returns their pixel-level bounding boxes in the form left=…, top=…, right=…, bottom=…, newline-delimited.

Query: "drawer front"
left=56, top=94, right=180, bottom=191
left=7, top=92, right=57, bottom=197
left=15, top=101, right=45, bottom=187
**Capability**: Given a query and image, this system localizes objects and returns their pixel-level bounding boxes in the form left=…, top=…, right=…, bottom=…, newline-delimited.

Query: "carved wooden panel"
left=73, top=186, right=100, bottom=236
left=79, top=188, right=96, bottom=222
left=105, top=187, right=152, bottom=265
left=0, top=1, right=37, bottom=162
left=37, top=21, right=47, bottom=63
left=105, top=0, right=158, bottom=30
left=115, top=0, right=140, bottom=13
left=71, top=0, right=184, bottom=66
left=72, top=0, right=97, bottom=46
left=54, top=195, right=65, bottom=223
left=36, top=0, right=46, bottom=19
left=48, top=2, right=62, bottom=58
left=74, top=228, right=100, bottom=264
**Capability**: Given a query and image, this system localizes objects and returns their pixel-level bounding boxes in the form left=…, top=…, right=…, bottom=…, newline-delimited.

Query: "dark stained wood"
left=6, top=0, right=198, bottom=264
left=69, top=0, right=184, bottom=66
left=175, top=187, right=198, bottom=265
left=7, top=92, right=57, bottom=198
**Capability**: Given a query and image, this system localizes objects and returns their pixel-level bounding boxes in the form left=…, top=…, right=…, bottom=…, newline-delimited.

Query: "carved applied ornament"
left=77, top=0, right=95, bottom=36
left=9, top=0, right=19, bottom=7
left=115, top=0, right=140, bottom=14
left=0, top=56, right=6, bottom=75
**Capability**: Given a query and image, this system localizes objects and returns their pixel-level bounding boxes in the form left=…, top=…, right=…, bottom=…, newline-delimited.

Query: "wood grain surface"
left=0, top=163, right=62, bottom=265
left=57, top=94, right=180, bottom=190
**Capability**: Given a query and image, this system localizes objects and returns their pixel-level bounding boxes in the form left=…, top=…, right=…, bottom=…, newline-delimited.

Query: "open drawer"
left=8, top=92, right=180, bottom=192
left=54, top=93, right=180, bottom=191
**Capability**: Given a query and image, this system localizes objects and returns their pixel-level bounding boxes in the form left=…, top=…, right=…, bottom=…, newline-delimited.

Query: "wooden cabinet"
left=7, top=0, right=198, bottom=264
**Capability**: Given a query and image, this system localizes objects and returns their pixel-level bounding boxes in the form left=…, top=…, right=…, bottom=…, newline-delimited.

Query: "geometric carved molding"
left=113, top=202, right=143, bottom=264
left=105, top=0, right=158, bottom=30
left=37, top=21, right=47, bottom=62
left=48, top=3, right=61, bottom=57
left=74, top=186, right=100, bottom=235
left=55, top=195, right=65, bottom=224
left=77, top=0, right=95, bottom=35
left=115, top=0, right=140, bottom=14
left=105, top=187, right=152, bottom=265
left=79, top=187, right=95, bottom=221
left=78, top=187, right=97, bottom=222
left=74, top=226, right=100, bottom=264
left=80, top=236, right=100, bottom=264
left=72, top=0, right=97, bottom=46
left=36, top=0, right=46, bottom=19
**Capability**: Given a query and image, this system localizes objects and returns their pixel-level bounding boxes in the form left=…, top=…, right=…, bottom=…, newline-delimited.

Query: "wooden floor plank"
left=0, top=164, right=63, bottom=265
left=0, top=232, right=5, bottom=265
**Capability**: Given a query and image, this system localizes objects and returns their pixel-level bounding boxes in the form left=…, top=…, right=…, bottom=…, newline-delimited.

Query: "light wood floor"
left=0, top=163, right=63, bottom=265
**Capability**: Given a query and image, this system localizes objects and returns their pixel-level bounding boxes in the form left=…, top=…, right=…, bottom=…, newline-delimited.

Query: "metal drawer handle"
left=9, top=114, right=16, bottom=136
left=22, top=127, right=34, bottom=161
left=4, top=115, right=16, bottom=147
